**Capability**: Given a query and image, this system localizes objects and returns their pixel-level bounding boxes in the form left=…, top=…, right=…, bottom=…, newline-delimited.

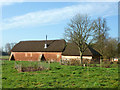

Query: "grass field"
left=0, top=56, right=9, bottom=60
left=2, top=60, right=119, bottom=88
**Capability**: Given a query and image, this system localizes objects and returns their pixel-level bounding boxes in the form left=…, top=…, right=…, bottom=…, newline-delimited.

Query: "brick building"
left=9, top=39, right=101, bottom=62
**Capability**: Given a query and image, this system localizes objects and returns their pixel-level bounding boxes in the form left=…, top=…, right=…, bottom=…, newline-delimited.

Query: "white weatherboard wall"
left=62, top=56, right=92, bottom=60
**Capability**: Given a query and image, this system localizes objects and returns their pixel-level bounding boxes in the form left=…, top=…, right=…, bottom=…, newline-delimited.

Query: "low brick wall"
left=10, top=52, right=62, bottom=62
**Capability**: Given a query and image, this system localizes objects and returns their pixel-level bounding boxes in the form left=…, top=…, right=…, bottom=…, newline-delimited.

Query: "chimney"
left=44, top=35, right=47, bottom=49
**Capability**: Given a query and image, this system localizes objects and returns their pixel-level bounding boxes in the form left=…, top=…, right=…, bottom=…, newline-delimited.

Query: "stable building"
left=62, top=43, right=101, bottom=63
left=9, top=39, right=101, bottom=63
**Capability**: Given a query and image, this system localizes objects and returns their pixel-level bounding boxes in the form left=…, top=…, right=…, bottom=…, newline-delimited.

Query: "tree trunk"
left=80, top=52, right=83, bottom=64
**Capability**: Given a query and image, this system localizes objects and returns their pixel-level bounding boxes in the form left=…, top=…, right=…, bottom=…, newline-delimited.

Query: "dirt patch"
left=15, top=66, right=49, bottom=72
left=21, top=67, right=47, bottom=72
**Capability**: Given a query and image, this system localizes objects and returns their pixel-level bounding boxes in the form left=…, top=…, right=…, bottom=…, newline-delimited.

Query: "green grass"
left=0, top=56, right=9, bottom=59
left=2, top=60, right=119, bottom=88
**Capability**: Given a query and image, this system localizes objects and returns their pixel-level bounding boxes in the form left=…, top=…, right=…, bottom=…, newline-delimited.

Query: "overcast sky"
left=1, top=1, right=119, bottom=46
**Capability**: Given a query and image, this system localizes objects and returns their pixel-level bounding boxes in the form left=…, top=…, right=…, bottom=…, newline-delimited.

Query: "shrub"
left=82, top=59, right=91, bottom=64
left=110, top=62, right=113, bottom=64
left=70, top=59, right=81, bottom=66
left=117, top=61, right=120, bottom=64
left=14, top=61, right=50, bottom=72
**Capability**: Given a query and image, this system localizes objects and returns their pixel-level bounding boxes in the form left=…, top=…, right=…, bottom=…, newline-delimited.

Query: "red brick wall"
left=11, top=52, right=62, bottom=62
left=43, top=52, right=61, bottom=62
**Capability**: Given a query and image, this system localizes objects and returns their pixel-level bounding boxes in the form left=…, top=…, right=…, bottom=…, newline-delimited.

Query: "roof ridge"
left=20, top=39, right=65, bottom=42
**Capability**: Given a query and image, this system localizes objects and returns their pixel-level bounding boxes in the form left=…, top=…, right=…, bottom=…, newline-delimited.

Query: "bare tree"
left=64, top=14, right=96, bottom=64
left=0, top=47, right=2, bottom=56
left=5, top=43, right=16, bottom=55
left=5, top=43, right=10, bottom=54
left=93, top=17, right=109, bottom=57
left=118, top=43, right=120, bottom=57
left=104, top=38, right=118, bottom=59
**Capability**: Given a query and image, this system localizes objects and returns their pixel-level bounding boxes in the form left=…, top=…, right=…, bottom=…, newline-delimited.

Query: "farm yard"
left=1, top=57, right=119, bottom=88
left=1, top=1, right=119, bottom=89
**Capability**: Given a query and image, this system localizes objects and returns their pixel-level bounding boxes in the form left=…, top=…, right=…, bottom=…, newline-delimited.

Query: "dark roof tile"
left=11, top=39, right=101, bottom=56
left=62, top=43, right=101, bottom=56
left=11, top=39, right=66, bottom=52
